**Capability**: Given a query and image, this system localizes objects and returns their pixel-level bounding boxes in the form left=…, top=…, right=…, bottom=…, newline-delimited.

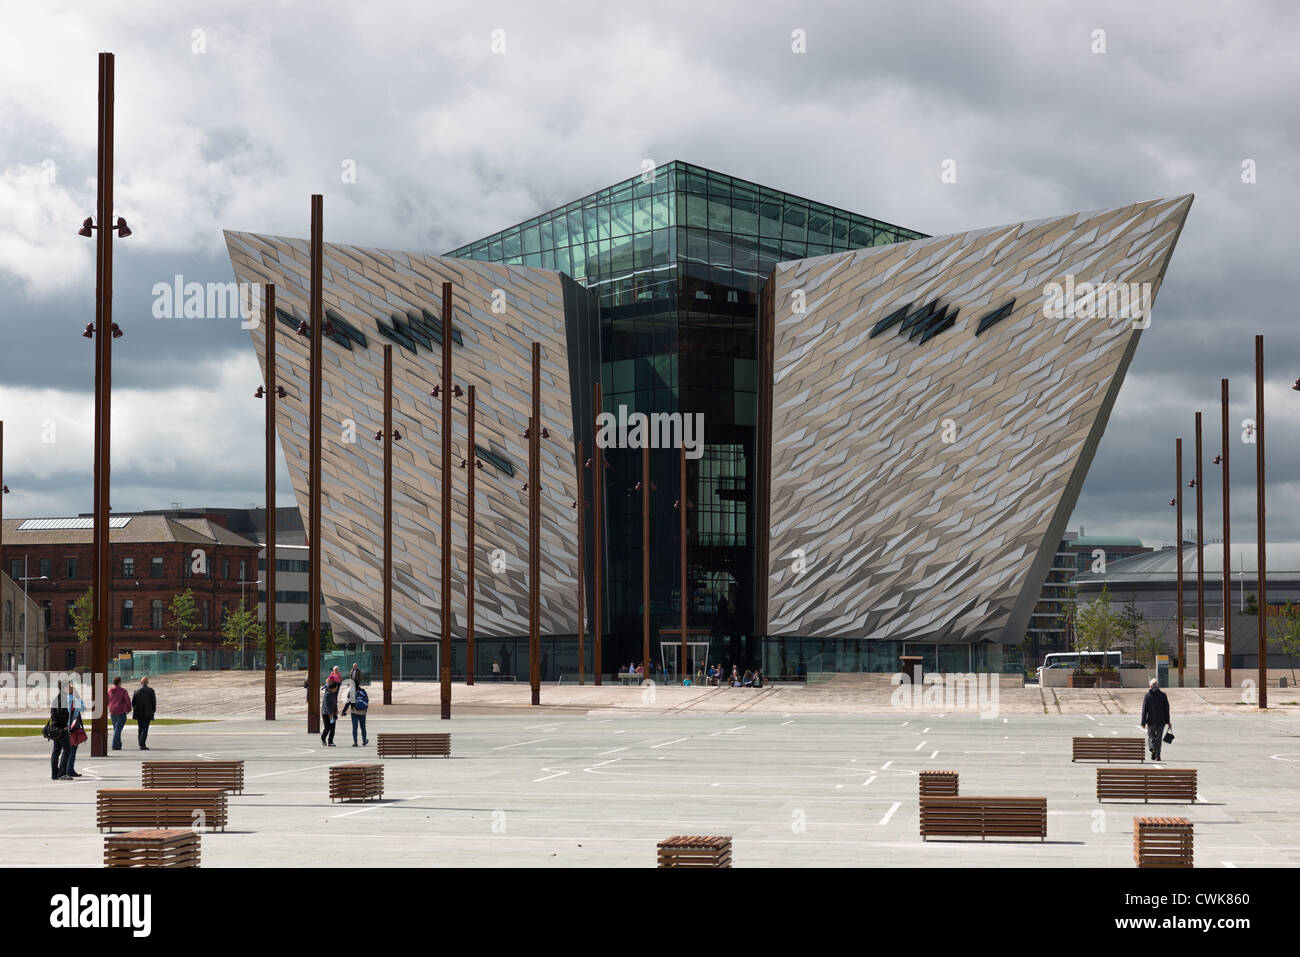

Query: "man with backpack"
left=342, top=679, right=369, bottom=746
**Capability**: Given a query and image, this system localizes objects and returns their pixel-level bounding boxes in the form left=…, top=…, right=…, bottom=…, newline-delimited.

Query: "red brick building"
left=1, top=515, right=262, bottom=670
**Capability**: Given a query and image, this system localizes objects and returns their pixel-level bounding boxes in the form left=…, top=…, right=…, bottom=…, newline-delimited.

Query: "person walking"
left=107, top=676, right=131, bottom=751
left=49, top=681, right=72, bottom=780
left=491, top=659, right=501, bottom=682
left=349, top=662, right=362, bottom=688
left=321, top=678, right=339, bottom=747
left=342, top=681, right=369, bottom=746
left=132, top=676, right=157, bottom=750
left=64, top=681, right=86, bottom=778
left=1140, top=677, right=1172, bottom=761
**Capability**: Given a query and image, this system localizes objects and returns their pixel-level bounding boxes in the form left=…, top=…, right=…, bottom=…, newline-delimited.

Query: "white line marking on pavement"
left=492, top=738, right=548, bottom=750
left=651, top=738, right=688, bottom=749
left=862, top=775, right=877, bottom=788
left=834, top=784, right=844, bottom=789
left=1223, top=862, right=1236, bottom=868
left=597, top=747, right=628, bottom=755
left=881, top=760, right=893, bottom=770
left=1086, top=715, right=1096, bottom=722
left=249, top=762, right=338, bottom=779
left=1002, top=718, right=1008, bottom=723
left=584, top=758, right=622, bottom=770
left=901, top=721, right=910, bottom=727
left=780, top=720, right=794, bottom=726
left=929, top=751, right=938, bottom=759
left=533, top=770, right=569, bottom=783
left=922, top=728, right=930, bottom=733
left=524, top=723, right=559, bottom=730
left=332, top=795, right=424, bottom=818
left=914, top=741, right=927, bottom=751
left=727, top=726, right=746, bottom=733
left=879, top=802, right=901, bottom=826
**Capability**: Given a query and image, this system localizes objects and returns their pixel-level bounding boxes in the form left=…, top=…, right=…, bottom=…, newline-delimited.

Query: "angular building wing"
left=225, top=231, right=599, bottom=645
left=757, top=196, right=1193, bottom=648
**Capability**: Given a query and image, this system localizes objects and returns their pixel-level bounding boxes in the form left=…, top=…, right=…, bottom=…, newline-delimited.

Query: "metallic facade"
left=758, top=196, right=1193, bottom=646
left=225, top=231, right=598, bottom=645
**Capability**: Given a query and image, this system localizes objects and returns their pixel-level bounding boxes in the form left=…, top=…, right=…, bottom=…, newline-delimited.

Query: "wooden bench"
left=1072, top=737, right=1145, bottom=762
left=919, top=771, right=959, bottom=796
left=377, top=733, right=450, bottom=758
left=657, top=835, right=733, bottom=868
left=1134, top=817, right=1193, bottom=868
left=104, top=829, right=201, bottom=868
left=919, top=796, right=1047, bottom=842
left=97, top=789, right=228, bottom=833
left=1098, top=768, right=1197, bottom=803
left=142, top=761, right=244, bottom=794
left=329, top=764, right=384, bottom=802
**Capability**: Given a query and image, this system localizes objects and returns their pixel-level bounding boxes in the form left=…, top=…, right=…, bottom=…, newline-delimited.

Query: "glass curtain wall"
left=447, top=161, right=924, bottom=671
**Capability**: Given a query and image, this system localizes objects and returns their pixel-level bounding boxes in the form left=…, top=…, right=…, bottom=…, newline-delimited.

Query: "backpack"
left=354, top=687, right=369, bottom=712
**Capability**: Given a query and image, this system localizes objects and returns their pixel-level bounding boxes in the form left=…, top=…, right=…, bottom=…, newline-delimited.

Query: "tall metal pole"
left=576, top=439, right=584, bottom=686
left=642, top=442, right=650, bottom=678
left=529, top=342, right=541, bottom=706
left=592, top=382, right=603, bottom=686
left=90, top=52, right=115, bottom=757
left=1221, top=378, right=1232, bottom=689
left=1176, top=438, right=1184, bottom=688
left=440, top=282, right=453, bottom=720
left=466, top=385, right=476, bottom=686
left=307, top=194, right=323, bottom=735
left=383, top=345, right=393, bottom=705
left=679, top=443, right=687, bottom=678
left=1255, top=335, right=1267, bottom=709
left=264, top=284, right=277, bottom=720
left=1195, top=412, right=1205, bottom=688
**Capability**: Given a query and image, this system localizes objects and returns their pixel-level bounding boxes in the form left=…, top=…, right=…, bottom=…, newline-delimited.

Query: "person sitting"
left=730, top=665, right=740, bottom=687
left=742, top=670, right=753, bottom=687
left=753, top=669, right=763, bottom=689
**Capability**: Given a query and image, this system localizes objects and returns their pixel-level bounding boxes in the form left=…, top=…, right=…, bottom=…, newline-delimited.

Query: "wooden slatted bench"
left=329, top=764, right=384, bottom=802
left=104, top=829, right=201, bottom=868
left=142, top=761, right=244, bottom=794
left=1072, top=737, right=1145, bottom=762
left=657, top=835, right=733, bottom=868
left=920, top=796, right=1047, bottom=842
left=1134, top=817, right=1193, bottom=868
left=97, top=789, right=228, bottom=833
left=377, top=733, right=451, bottom=758
left=1097, top=768, right=1197, bottom=803
left=919, top=771, right=959, bottom=796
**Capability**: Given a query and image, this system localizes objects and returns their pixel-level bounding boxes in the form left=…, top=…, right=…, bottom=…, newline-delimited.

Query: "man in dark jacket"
left=320, top=678, right=339, bottom=747
left=1140, top=677, right=1172, bottom=761
left=131, top=676, right=157, bottom=750
left=49, top=681, right=71, bottom=780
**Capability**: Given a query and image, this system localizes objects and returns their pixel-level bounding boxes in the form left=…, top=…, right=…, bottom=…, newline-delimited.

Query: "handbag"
left=41, top=720, right=61, bottom=741
left=1163, top=728, right=1175, bottom=744
left=69, top=727, right=88, bottom=746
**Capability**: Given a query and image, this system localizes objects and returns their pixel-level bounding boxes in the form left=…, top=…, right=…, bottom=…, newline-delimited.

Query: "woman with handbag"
left=63, top=681, right=87, bottom=778
left=47, top=681, right=71, bottom=780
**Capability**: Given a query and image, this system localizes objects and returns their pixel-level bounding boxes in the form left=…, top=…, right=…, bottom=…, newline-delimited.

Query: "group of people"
left=317, top=663, right=370, bottom=747
left=47, top=675, right=157, bottom=781
left=694, top=664, right=762, bottom=688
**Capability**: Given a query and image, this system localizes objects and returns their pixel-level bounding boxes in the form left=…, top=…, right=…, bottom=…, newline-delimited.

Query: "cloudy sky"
left=1, top=0, right=1296, bottom=549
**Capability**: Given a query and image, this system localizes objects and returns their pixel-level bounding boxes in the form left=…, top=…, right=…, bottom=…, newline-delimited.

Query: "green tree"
left=69, top=587, right=94, bottom=644
left=1269, top=602, right=1300, bottom=685
left=220, top=601, right=262, bottom=664
left=167, top=589, right=200, bottom=650
left=1135, top=622, right=1166, bottom=668
left=1119, top=593, right=1145, bottom=653
left=1245, top=592, right=1259, bottom=615
left=1075, top=584, right=1122, bottom=673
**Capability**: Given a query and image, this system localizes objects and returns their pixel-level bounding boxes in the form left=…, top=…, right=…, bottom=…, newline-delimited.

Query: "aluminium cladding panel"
left=762, top=196, right=1193, bottom=644
left=224, top=231, right=582, bottom=641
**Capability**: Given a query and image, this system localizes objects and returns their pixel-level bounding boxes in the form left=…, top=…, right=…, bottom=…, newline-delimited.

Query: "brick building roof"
left=1, top=516, right=261, bottom=549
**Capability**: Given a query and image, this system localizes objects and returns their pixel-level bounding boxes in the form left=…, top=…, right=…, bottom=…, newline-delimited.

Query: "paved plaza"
left=3, top=677, right=1298, bottom=867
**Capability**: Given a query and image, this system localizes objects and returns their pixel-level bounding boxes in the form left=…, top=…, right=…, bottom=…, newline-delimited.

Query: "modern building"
left=1, top=569, right=48, bottom=671
left=1075, top=542, right=1300, bottom=670
left=226, top=161, right=1191, bottom=676
left=1, top=515, right=262, bottom=670
left=1025, top=531, right=1154, bottom=664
